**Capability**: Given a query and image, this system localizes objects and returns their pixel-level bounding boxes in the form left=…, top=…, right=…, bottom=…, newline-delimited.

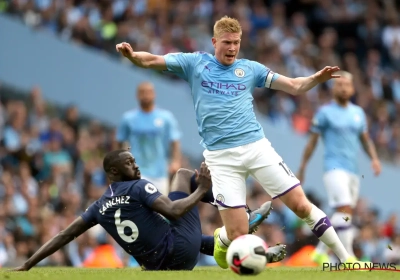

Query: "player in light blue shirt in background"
left=116, top=16, right=366, bottom=269
left=116, top=82, right=182, bottom=195
left=298, top=71, right=381, bottom=265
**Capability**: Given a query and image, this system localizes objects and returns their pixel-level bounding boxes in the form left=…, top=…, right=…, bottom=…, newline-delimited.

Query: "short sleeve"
left=81, top=202, right=99, bottom=226
left=163, top=52, right=199, bottom=80
left=251, top=61, right=280, bottom=89
left=116, top=116, right=129, bottom=142
left=310, top=108, right=327, bottom=134
left=166, top=112, right=181, bottom=142
left=359, top=109, right=368, bottom=134
left=137, top=180, right=163, bottom=207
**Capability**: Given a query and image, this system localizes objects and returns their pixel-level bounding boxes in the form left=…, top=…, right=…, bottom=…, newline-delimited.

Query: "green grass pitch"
left=1, top=267, right=399, bottom=280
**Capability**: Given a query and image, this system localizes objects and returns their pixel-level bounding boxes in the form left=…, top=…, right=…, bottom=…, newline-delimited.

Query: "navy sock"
left=190, top=174, right=214, bottom=204
left=200, top=235, right=214, bottom=256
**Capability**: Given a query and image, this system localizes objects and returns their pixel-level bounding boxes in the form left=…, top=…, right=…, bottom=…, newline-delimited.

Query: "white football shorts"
left=203, top=137, right=300, bottom=210
left=323, top=169, right=360, bottom=208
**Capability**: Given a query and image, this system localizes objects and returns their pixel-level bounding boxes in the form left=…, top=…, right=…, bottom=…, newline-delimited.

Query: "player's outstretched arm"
left=297, top=132, right=320, bottom=183
left=151, top=163, right=212, bottom=220
left=116, top=42, right=167, bottom=70
left=10, top=217, right=92, bottom=271
left=271, top=66, right=341, bottom=95
left=359, top=132, right=381, bottom=176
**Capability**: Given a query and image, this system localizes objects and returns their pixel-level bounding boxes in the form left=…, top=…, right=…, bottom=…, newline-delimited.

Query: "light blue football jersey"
left=116, top=108, right=181, bottom=178
left=310, top=101, right=367, bottom=174
left=163, top=52, right=279, bottom=151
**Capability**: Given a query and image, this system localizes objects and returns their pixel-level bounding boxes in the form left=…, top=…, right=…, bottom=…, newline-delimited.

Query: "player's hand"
left=116, top=42, right=134, bottom=59
left=195, top=162, right=212, bottom=191
left=371, top=159, right=381, bottom=176
left=313, top=66, right=341, bottom=83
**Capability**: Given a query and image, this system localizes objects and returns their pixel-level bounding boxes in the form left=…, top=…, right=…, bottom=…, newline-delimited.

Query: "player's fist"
left=116, top=42, right=134, bottom=59
left=195, top=162, right=212, bottom=191
left=371, top=159, right=381, bottom=176
left=314, top=66, right=341, bottom=83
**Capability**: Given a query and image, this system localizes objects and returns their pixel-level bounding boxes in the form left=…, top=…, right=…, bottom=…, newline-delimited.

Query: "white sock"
left=315, top=212, right=354, bottom=256
left=331, top=212, right=355, bottom=257
left=218, top=226, right=232, bottom=249
left=302, top=204, right=350, bottom=262
left=315, top=240, right=328, bottom=255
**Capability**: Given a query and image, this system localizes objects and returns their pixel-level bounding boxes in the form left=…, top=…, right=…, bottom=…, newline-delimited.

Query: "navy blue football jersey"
left=81, top=179, right=173, bottom=270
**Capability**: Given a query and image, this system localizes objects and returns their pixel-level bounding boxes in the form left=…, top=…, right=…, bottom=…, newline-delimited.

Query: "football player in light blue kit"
left=117, top=82, right=182, bottom=195
left=116, top=16, right=364, bottom=269
left=298, top=71, right=381, bottom=265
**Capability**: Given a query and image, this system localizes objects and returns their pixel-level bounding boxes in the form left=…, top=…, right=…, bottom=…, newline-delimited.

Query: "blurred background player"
left=116, top=82, right=182, bottom=195
left=297, top=71, right=382, bottom=265
left=115, top=16, right=363, bottom=269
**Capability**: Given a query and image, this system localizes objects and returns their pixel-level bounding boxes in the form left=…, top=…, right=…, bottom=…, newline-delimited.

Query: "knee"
left=175, top=168, right=194, bottom=180
left=291, top=200, right=312, bottom=218
left=226, top=223, right=248, bottom=241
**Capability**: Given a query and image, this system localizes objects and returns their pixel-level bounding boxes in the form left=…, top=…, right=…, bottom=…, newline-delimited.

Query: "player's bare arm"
left=297, top=132, right=320, bottom=183
left=151, top=163, right=211, bottom=220
left=116, top=42, right=167, bottom=70
left=10, top=217, right=93, bottom=271
left=359, top=132, right=381, bottom=176
left=270, top=66, right=341, bottom=95
left=169, top=141, right=181, bottom=174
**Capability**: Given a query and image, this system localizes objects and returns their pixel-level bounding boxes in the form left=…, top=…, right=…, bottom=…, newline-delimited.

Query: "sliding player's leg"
left=164, top=168, right=202, bottom=270
left=169, top=167, right=273, bottom=269
left=164, top=168, right=267, bottom=270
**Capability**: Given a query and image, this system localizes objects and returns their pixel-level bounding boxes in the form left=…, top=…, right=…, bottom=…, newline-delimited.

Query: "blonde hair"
left=335, top=70, right=353, bottom=81
left=213, top=16, right=242, bottom=38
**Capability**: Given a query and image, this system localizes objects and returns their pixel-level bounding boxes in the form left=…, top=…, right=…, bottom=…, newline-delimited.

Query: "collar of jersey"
left=212, top=55, right=239, bottom=68
left=330, top=100, right=350, bottom=108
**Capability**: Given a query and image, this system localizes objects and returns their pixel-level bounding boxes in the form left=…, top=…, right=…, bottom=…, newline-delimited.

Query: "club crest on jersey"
left=354, top=114, right=360, bottom=122
left=145, top=183, right=157, bottom=194
left=234, top=68, right=245, bottom=78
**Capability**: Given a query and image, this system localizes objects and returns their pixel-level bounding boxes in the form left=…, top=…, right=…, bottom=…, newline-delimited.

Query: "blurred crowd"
left=1, top=0, right=400, bottom=268
left=1, top=0, right=400, bottom=164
